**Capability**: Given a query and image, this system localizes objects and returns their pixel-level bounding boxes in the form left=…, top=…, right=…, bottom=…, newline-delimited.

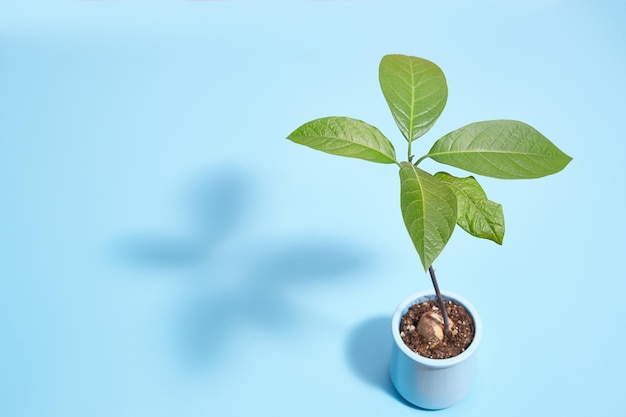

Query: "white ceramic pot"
left=389, top=290, right=482, bottom=409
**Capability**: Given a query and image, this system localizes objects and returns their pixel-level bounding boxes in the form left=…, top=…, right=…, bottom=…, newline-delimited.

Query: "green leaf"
left=399, top=162, right=457, bottom=270
left=427, top=120, right=572, bottom=179
left=434, top=172, right=505, bottom=244
left=379, top=54, right=448, bottom=143
left=287, top=117, right=397, bottom=164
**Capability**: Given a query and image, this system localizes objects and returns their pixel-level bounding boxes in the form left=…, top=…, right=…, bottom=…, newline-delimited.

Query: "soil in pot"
left=399, top=299, right=475, bottom=359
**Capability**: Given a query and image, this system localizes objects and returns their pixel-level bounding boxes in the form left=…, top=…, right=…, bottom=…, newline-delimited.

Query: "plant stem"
left=428, top=265, right=450, bottom=336
left=407, top=139, right=412, bottom=162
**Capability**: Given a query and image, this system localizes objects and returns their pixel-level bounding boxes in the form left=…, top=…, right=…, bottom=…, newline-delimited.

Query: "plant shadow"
left=115, top=165, right=372, bottom=371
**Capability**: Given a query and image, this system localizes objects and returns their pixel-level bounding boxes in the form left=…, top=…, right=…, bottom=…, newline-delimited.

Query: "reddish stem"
left=428, top=265, right=450, bottom=336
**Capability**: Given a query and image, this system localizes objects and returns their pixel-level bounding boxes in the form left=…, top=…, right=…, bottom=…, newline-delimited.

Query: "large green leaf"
left=287, top=117, right=397, bottom=164
left=427, top=120, right=572, bottom=179
left=434, top=172, right=505, bottom=244
left=379, top=54, right=448, bottom=143
left=399, top=162, right=457, bottom=270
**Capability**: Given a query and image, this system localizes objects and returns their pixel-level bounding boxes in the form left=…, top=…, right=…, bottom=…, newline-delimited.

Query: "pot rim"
left=391, top=290, right=483, bottom=368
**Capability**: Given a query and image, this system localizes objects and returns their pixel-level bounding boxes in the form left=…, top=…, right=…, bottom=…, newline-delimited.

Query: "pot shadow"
left=345, top=316, right=417, bottom=408
left=114, top=165, right=372, bottom=371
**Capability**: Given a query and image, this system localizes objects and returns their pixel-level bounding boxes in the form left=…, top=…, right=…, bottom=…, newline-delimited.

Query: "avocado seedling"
left=287, top=54, right=571, bottom=357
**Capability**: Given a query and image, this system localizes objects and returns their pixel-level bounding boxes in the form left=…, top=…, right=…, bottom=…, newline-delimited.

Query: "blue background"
left=1, top=1, right=625, bottom=416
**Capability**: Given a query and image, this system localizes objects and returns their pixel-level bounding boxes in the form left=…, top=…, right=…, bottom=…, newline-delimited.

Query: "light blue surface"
left=1, top=1, right=625, bottom=416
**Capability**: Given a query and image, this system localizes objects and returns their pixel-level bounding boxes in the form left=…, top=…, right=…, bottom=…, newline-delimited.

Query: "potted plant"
left=287, top=54, right=571, bottom=409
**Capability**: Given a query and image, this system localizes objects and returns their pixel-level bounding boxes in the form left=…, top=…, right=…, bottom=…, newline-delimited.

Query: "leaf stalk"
left=414, top=154, right=429, bottom=166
